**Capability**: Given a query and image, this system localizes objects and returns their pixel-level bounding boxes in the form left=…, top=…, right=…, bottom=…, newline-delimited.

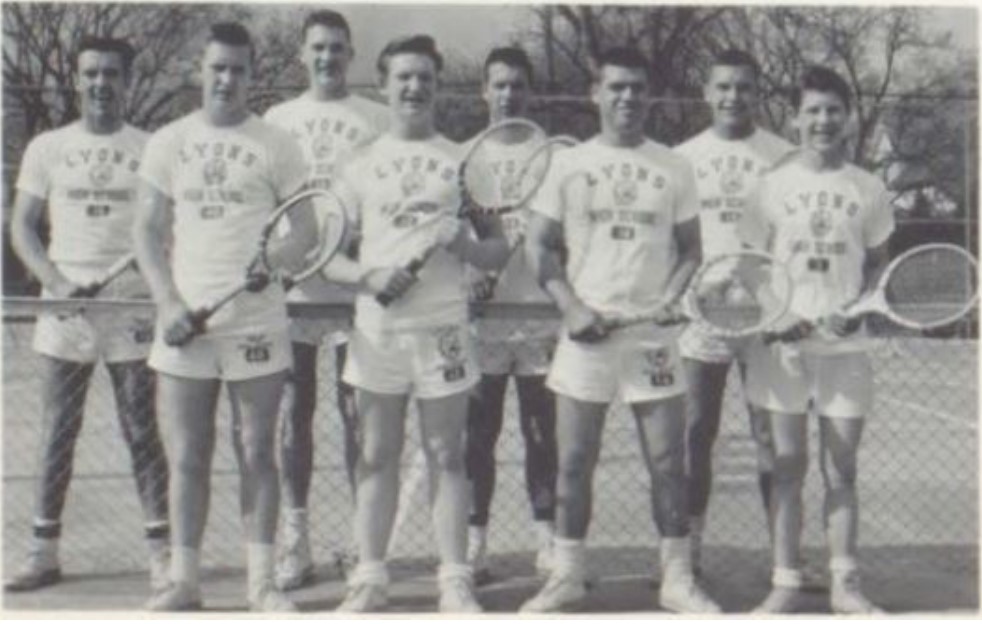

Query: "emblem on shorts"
left=643, top=346, right=675, bottom=387
left=719, top=169, right=743, bottom=195
left=239, top=334, right=272, bottom=363
left=89, top=163, right=113, bottom=188
left=203, top=158, right=228, bottom=186
left=130, top=317, right=155, bottom=344
left=401, top=171, right=425, bottom=197
left=313, top=133, right=334, bottom=159
left=436, top=326, right=467, bottom=382
left=809, top=209, right=832, bottom=239
left=613, top=179, right=638, bottom=206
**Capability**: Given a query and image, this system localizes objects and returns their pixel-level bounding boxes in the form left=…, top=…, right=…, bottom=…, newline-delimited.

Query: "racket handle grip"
left=375, top=257, right=426, bottom=307
left=163, top=309, right=210, bottom=347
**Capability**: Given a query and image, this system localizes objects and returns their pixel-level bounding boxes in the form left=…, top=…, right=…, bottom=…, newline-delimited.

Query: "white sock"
left=172, top=547, right=200, bottom=587
left=829, top=556, right=858, bottom=584
left=147, top=537, right=169, bottom=555
left=552, top=537, right=585, bottom=577
left=247, top=542, right=275, bottom=596
left=438, top=562, right=473, bottom=585
left=350, top=560, right=389, bottom=586
left=772, top=566, right=803, bottom=589
left=660, top=536, right=693, bottom=584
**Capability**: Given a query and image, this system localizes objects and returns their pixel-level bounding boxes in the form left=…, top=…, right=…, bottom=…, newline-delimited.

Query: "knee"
left=359, top=440, right=400, bottom=476
left=172, top=445, right=210, bottom=479
left=772, top=449, right=808, bottom=485
left=821, top=458, right=857, bottom=492
left=425, top=438, right=465, bottom=473
left=558, top=445, right=596, bottom=484
left=239, top=432, right=277, bottom=475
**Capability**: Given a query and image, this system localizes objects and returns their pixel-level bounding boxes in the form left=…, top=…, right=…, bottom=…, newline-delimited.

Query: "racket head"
left=259, top=188, right=349, bottom=287
left=684, top=250, right=794, bottom=337
left=460, top=118, right=552, bottom=215
left=852, top=243, right=979, bottom=330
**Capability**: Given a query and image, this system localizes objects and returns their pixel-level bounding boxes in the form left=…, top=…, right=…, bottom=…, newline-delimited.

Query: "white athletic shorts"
left=546, top=326, right=686, bottom=404
left=149, top=329, right=292, bottom=381
left=744, top=343, right=873, bottom=419
left=33, top=262, right=153, bottom=363
left=678, top=323, right=755, bottom=365
left=344, top=324, right=479, bottom=400
left=289, top=317, right=351, bottom=347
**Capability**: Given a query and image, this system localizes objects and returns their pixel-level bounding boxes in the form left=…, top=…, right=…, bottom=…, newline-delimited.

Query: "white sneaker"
left=146, top=582, right=203, bottom=611
left=519, top=572, right=588, bottom=613
left=250, top=584, right=299, bottom=612
left=4, top=548, right=61, bottom=592
left=336, top=583, right=389, bottom=613
left=659, top=576, right=722, bottom=614
left=831, top=572, right=884, bottom=615
left=752, top=587, right=803, bottom=614
left=439, top=575, right=483, bottom=613
left=276, top=525, right=314, bottom=590
left=148, top=546, right=171, bottom=593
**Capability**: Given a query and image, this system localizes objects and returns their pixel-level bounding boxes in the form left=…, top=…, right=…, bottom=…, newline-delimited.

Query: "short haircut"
left=592, top=47, right=650, bottom=82
left=302, top=10, right=351, bottom=42
left=376, top=35, right=443, bottom=76
left=791, top=65, right=852, bottom=113
left=484, top=46, right=534, bottom=84
left=711, top=48, right=760, bottom=77
left=74, top=36, right=136, bottom=75
left=207, top=21, right=254, bottom=59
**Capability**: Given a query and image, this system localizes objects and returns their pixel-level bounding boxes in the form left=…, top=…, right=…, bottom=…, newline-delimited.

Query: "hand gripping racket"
left=73, top=253, right=138, bottom=298
left=376, top=119, right=560, bottom=306
left=596, top=250, right=795, bottom=338
left=165, top=188, right=348, bottom=346
left=764, top=242, right=979, bottom=343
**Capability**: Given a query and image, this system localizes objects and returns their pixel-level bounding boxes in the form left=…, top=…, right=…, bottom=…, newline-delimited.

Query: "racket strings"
left=262, top=193, right=347, bottom=283
left=463, top=122, right=550, bottom=213
left=691, top=256, right=791, bottom=333
left=884, top=248, right=978, bottom=325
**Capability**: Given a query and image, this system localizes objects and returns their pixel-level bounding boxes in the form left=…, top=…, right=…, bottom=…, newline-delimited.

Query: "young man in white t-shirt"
left=520, top=47, right=720, bottom=614
left=263, top=9, right=387, bottom=591
left=6, top=36, right=169, bottom=594
left=463, top=46, right=558, bottom=585
left=674, top=49, right=793, bottom=573
left=134, top=22, right=311, bottom=612
left=739, top=65, right=893, bottom=615
left=322, top=35, right=509, bottom=613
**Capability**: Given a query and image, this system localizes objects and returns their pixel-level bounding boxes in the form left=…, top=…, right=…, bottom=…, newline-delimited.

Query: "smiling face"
left=301, top=24, right=352, bottom=97
left=794, top=89, right=850, bottom=157
left=593, top=64, right=649, bottom=141
left=705, top=64, right=758, bottom=137
left=483, top=61, right=531, bottom=123
left=202, top=41, right=252, bottom=124
left=77, top=49, right=128, bottom=127
left=380, top=52, right=438, bottom=128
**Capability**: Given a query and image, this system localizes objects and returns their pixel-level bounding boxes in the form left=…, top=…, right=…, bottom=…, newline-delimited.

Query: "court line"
left=879, top=394, right=977, bottom=431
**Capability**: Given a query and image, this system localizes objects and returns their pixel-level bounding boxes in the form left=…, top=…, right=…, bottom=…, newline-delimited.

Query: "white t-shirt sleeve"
left=139, top=126, right=178, bottom=197
left=16, top=134, right=51, bottom=198
left=863, top=178, right=895, bottom=249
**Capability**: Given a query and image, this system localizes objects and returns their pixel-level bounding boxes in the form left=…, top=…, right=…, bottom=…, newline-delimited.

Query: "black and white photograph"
left=1, top=1, right=978, bottom=616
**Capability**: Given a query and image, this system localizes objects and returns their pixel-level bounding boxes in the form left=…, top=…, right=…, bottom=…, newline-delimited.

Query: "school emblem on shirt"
left=239, top=334, right=273, bottom=363
left=499, top=172, right=521, bottom=202
left=312, top=133, right=334, bottom=160
left=810, top=209, right=833, bottom=239
left=203, top=158, right=228, bottom=186
left=435, top=326, right=467, bottom=382
left=401, top=171, right=425, bottom=197
left=613, top=179, right=638, bottom=206
left=719, top=169, right=744, bottom=195
left=643, top=346, right=675, bottom=387
left=89, top=163, right=113, bottom=188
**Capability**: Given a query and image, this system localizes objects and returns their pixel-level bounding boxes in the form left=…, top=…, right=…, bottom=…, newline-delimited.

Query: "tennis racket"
left=376, top=118, right=559, bottom=306
left=164, top=188, right=348, bottom=346
left=480, top=135, right=580, bottom=297
left=591, top=250, right=795, bottom=339
left=73, top=253, right=138, bottom=298
left=764, top=243, right=978, bottom=343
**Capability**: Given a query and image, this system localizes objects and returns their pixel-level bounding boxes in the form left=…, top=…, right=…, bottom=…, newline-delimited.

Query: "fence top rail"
left=1, top=296, right=561, bottom=321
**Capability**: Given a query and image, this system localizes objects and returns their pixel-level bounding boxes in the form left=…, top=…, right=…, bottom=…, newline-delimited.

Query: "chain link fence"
left=2, top=88, right=978, bottom=610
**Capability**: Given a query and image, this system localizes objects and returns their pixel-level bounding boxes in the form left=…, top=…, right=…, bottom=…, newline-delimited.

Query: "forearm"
left=663, top=250, right=701, bottom=305
left=323, top=254, right=370, bottom=289
left=134, top=225, right=181, bottom=304
left=11, top=223, right=66, bottom=289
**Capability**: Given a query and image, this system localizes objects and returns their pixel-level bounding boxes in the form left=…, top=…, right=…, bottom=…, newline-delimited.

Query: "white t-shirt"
left=740, top=159, right=895, bottom=353
left=334, top=133, right=468, bottom=332
left=675, top=127, right=793, bottom=257
left=531, top=137, right=699, bottom=320
left=139, top=111, right=307, bottom=336
left=264, top=93, right=387, bottom=306
left=16, top=121, right=147, bottom=268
